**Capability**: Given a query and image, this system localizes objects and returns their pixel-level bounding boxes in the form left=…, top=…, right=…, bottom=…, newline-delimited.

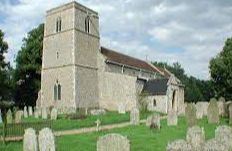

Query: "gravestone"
left=28, top=106, right=33, bottom=116
left=207, top=98, right=219, bottom=124
left=130, top=108, right=140, bottom=125
left=203, top=138, right=228, bottom=151
left=34, top=110, right=39, bottom=118
left=185, top=103, right=197, bottom=127
left=50, top=108, right=58, bottom=120
left=23, top=128, right=38, bottom=151
left=38, top=128, right=55, bottom=151
left=146, top=114, right=160, bottom=129
left=6, top=109, right=13, bottom=124
left=225, top=101, right=232, bottom=117
left=97, top=133, right=130, bottom=151
left=0, top=110, right=2, bottom=123
left=42, top=107, right=48, bottom=119
left=218, top=97, right=226, bottom=117
left=15, top=110, right=23, bottom=123
left=118, top=103, right=126, bottom=114
left=215, top=125, right=232, bottom=150
left=195, top=102, right=204, bottom=119
left=24, top=106, right=28, bottom=118
left=167, top=109, right=178, bottom=126
left=166, top=139, right=191, bottom=151
left=186, top=126, right=205, bottom=150
left=229, top=104, right=232, bottom=125
left=95, top=119, right=101, bottom=132
left=37, top=107, right=42, bottom=117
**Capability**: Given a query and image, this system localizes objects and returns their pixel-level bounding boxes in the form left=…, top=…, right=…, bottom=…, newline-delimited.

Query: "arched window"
left=56, top=17, right=62, bottom=32
left=153, top=99, right=157, bottom=107
left=54, top=80, right=61, bottom=101
left=85, top=16, right=90, bottom=33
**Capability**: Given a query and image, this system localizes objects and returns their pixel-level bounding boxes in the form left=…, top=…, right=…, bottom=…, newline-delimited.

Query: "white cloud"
left=0, top=0, right=232, bottom=79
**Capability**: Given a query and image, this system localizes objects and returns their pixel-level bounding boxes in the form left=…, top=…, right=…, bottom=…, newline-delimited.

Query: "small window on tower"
left=56, top=17, right=62, bottom=32
left=85, top=16, right=90, bottom=33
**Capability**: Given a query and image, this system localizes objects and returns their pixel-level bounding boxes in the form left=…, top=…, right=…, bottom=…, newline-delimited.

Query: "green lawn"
left=0, top=117, right=229, bottom=151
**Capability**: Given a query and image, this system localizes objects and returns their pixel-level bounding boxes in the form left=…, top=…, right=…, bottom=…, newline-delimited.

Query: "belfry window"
left=85, top=16, right=90, bottom=33
left=56, top=17, right=62, bottom=32
left=54, top=80, right=61, bottom=101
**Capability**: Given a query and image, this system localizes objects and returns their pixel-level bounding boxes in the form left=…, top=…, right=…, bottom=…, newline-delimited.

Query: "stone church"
left=37, top=1, right=185, bottom=114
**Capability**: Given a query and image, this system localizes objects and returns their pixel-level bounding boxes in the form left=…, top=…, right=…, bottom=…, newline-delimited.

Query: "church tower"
left=41, top=1, right=100, bottom=113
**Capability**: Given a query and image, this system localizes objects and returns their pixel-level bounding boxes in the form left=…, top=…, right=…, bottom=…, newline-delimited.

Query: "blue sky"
left=0, top=0, right=232, bottom=79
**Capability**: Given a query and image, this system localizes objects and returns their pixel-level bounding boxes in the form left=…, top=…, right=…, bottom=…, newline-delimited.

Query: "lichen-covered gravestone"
left=130, top=108, right=140, bottom=125
left=42, top=107, right=48, bottom=119
left=24, top=106, right=28, bottom=118
left=23, top=128, right=38, bottom=151
left=185, top=103, right=197, bottom=127
left=229, top=104, right=232, bottom=125
left=167, top=109, right=178, bottom=126
left=38, top=128, right=55, bottom=151
left=215, top=125, right=232, bottom=150
left=186, top=126, right=205, bottom=150
left=146, top=114, right=160, bottom=129
left=195, top=102, right=204, bottom=119
left=15, top=110, right=23, bottom=123
left=166, top=139, right=191, bottom=151
left=207, top=98, right=219, bottom=124
left=50, top=108, right=58, bottom=120
left=28, top=106, right=33, bottom=116
left=97, top=133, right=130, bottom=151
left=6, top=109, right=13, bottom=124
left=218, top=97, right=226, bottom=117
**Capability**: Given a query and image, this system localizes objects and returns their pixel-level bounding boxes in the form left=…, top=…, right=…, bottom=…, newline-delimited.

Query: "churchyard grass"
left=0, top=116, right=228, bottom=151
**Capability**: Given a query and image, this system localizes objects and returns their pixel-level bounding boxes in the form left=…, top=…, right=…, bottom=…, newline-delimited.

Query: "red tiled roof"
left=101, top=47, right=160, bottom=73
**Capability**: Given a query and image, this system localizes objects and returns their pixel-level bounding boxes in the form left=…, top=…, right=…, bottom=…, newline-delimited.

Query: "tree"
left=209, top=38, right=232, bottom=100
left=13, top=24, right=44, bottom=107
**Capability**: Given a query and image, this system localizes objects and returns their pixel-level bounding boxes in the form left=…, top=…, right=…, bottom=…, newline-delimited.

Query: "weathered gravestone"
left=15, top=110, right=23, bottom=123
left=215, top=125, right=232, bottom=150
left=23, top=128, right=38, bottom=151
left=225, top=101, right=232, bottom=117
left=24, top=106, right=28, bottom=118
left=186, top=126, right=205, bottom=151
left=6, top=109, right=13, bottom=124
left=28, top=106, right=33, bottom=116
left=118, top=103, right=126, bottom=114
left=166, top=139, right=192, bottom=151
left=195, top=102, right=204, bottom=119
left=207, top=98, right=219, bottom=124
left=146, top=114, right=160, bottom=129
left=218, top=97, right=226, bottom=117
left=38, top=128, right=55, bottom=151
left=42, top=107, right=48, bottom=119
left=167, top=110, right=178, bottom=126
left=185, top=103, right=197, bottom=127
left=51, top=108, right=58, bottom=120
left=203, top=138, right=229, bottom=151
left=130, top=108, right=140, bottom=125
left=97, top=133, right=130, bottom=151
left=229, top=103, right=232, bottom=125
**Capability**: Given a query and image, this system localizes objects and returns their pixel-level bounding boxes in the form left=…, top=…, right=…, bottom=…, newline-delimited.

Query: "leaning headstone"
left=146, top=114, right=160, bottom=129
left=24, top=106, right=28, bottom=118
left=50, top=108, right=58, bottom=120
left=23, top=128, right=38, bottom=151
left=6, top=109, right=13, bottom=124
left=195, top=102, right=204, bottom=119
left=166, top=139, right=192, bottom=151
left=185, top=103, right=197, bottom=127
left=97, top=133, right=130, bottom=151
left=42, top=107, right=48, bottom=119
left=118, top=103, right=126, bottom=114
left=38, top=128, right=55, bottom=151
left=229, top=104, right=232, bottom=125
left=167, top=110, right=178, bottom=126
left=130, top=108, right=140, bottom=125
left=15, top=110, right=23, bottom=123
left=207, top=98, right=219, bottom=124
left=218, top=97, right=226, bottom=117
left=186, top=126, right=205, bottom=150
left=28, top=106, right=33, bottom=116
left=215, top=125, right=232, bottom=149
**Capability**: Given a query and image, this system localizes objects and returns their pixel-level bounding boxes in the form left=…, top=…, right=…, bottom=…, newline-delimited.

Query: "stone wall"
left=98, top=72, right=137, bottom=111
left=147, top=95, right=168, bottom=113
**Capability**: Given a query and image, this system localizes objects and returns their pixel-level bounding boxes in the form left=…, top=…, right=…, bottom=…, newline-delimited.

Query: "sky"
left=0, top=0, right=232, bottom=80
